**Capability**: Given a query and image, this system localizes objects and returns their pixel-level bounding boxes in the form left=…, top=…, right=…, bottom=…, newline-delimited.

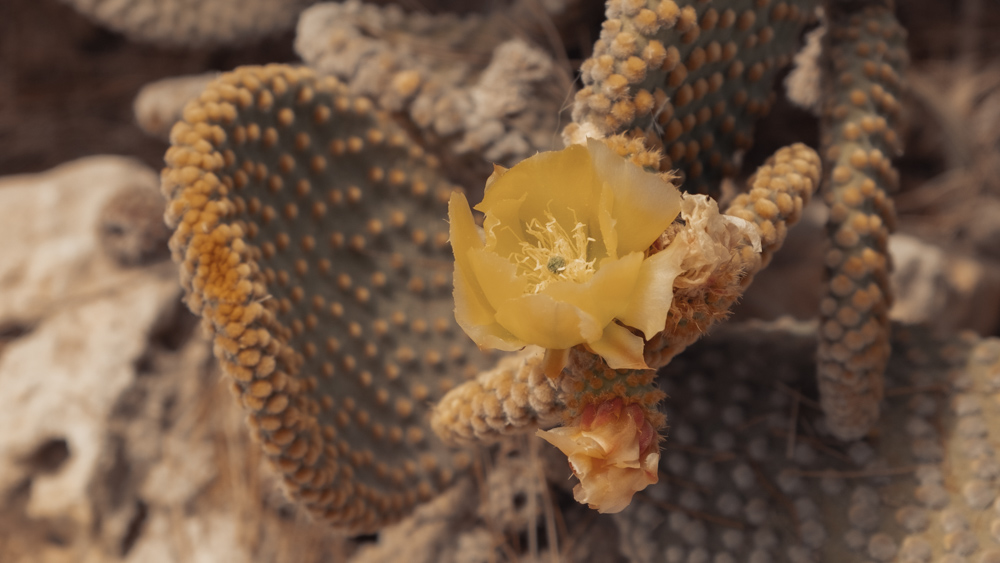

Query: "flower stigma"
left=516, top=211, right=596, bottom=293
left=546, top=255, right=566, bottom=273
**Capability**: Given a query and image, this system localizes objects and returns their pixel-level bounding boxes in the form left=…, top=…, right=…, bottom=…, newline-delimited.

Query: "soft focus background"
left=1, top=0, right=999, bottom=562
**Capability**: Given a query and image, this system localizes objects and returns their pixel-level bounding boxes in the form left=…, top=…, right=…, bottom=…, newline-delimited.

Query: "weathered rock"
left=0, top=157, right=348, bottom=563
left=0, top=156, right=164, bottom=323
left=0, top=274, right=180, bottom=520
left=295, top=1, right=569, bottom=186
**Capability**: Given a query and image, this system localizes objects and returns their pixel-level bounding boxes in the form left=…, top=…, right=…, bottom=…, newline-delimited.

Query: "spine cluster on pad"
left=816, top=1, right=906, bottom=441
left=564, top=0, right=819, bottom=195
left=162, top=65, right=493, bottom=533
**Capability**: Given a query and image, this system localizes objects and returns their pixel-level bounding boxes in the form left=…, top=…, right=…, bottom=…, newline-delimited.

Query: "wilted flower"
left=448, top=139, right=685, bottom=370
left=536, top=398, right=659, bottom=513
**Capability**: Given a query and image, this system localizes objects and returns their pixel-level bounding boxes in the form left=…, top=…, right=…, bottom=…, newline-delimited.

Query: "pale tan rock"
left=296, top=0, right=568, bottom=177
left=0, top=157, right=229, bottom=562
left=123, top=512, right=250, bottom=563
left=0, top=156, right=163, bottom=323
left=0, top=156, right=352, bottom=563
left=0, top=157, right=180, bottom=517
left=0, top=276, right=180, bottom=519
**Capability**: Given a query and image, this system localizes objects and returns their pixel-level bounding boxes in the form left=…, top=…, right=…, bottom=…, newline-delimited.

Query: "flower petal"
left=542, top=251, right=644, bottom=327
left=598, top=186, right=618, bottom=259
left=588, top=138, right=682, bottom=254
left=536, top=398, right=659, bottom=514
left=449, top=192, right=525, bottom=350
left=573, top=457, right=658, bottom=514
left=587, top=322, right=648, bottom=370
left=467, top=247, right=530, bottom=309
left=453, top=266, right=524, bottom=350
left=572, top=470, right=635, bottom=513
left=448, top=191, right=484, bottom=252
left=484, top=163, right=508, bottom=192
left=481, top=193, right=528, bottom=259
left=449, top=192, right=490, bottom=313
left=617, top=241, right=687, bottom=338
left=479, top=144, right=603, bottom=241
left=536, top=426, right=606, bottom=459
left=494, top=292, right=603, bottom=350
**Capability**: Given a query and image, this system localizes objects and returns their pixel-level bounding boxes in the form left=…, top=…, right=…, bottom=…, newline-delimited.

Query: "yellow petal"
left=479, top=144, right=603, bottom=239
left=467, top=247, right=530, bottom=310
left=450, top=192, right=525, bottom=350
left=453, top=266, right=524, bottom=350
left=484, top=163, right=509, bottom=192
left=481, top=194, right=528, bottom=259
left=449, top=192, right=491, bottom=316
left=598, top=186, right=618, bottom=259
left=448, top=191, right=484, bottom=252
left=541, top=251, right=644, bottom=327
left=494, top=292, right=603, bottom=350
left=587, top=322, right=648, bottom=370
left=617, top=241, right=687, bottom=338
left=587, top=138, right=681, bottom=254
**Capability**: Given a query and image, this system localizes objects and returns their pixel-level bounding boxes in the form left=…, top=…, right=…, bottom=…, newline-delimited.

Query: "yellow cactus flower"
left=536, top=398, right=659, bottom=513
left=448, top=139, right=684, bottom=370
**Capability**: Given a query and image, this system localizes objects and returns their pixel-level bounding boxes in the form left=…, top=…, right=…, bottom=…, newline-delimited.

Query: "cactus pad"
left=566, top=0, right=820, bottom=195
left=817, top=2, right=906, bottom=441
left=162, top=64, right=491, bottom=532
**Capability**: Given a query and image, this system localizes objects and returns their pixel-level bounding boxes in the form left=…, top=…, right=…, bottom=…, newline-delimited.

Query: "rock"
left=0, top=156, right=182, bottom=558
left=0, top=157, right=346, bottom=562
left=0, top=156, right=163, bottom=323
left=0, top=275, right=180, bottom=519
left=97, top=182, right=172, bottom=267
